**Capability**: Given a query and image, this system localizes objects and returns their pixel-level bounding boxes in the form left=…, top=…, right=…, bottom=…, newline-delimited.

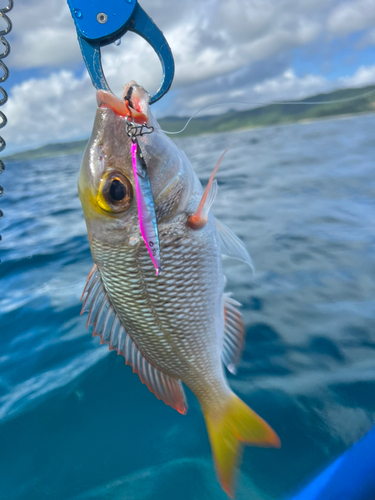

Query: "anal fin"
left=81, top=264, right=188, bottom=415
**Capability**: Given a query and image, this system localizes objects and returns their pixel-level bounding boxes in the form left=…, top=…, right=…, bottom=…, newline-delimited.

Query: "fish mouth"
left=96, top=83, right=160, bottom=275
left=96, top=82, right=149, bottom=125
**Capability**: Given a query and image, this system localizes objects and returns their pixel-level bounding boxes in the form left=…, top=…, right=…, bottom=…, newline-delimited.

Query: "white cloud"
left=11, top=27, right=81, bottom=69
left=9, top=0, right=81, bottom=68
left=171, top=68, right=333, bottom=115
left=165, top=0, right=326, bottom=87
left=340, top=64, right=375, bottom=87
left=328, top=0, right=375, bottom=36
left=3, top=70, right=96, bottom=151
left=5, top=0, right=327, bottom=78
left=252, top=69, right=328, bottom=100
left=7, top=0, right=373, bottom=78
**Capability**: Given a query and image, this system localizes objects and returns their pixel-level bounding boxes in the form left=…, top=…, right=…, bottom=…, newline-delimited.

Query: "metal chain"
left=0, top=0, right=13, bottom=251
left=126, top=120, right=154, bottom=140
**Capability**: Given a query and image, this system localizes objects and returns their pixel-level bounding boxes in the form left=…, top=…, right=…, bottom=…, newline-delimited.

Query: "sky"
left=2, top=0, right=375, bottom=154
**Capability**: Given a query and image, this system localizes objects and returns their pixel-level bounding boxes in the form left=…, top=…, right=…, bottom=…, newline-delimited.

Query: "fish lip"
left=96, top=89, right=149, bottom=124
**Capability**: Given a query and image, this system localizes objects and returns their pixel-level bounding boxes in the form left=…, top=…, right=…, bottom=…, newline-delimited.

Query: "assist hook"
left=67, top=0, right=174, bottom=104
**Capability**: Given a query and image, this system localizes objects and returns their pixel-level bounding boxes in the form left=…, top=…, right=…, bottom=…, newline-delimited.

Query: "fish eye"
left=97, top=171, right=133, bottom=213
left=109, top=178, right=127, bottom=202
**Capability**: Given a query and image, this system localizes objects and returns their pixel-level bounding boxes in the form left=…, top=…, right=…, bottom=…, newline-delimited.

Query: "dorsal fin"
left=81, top=264, right=188, bottom=414
left=199, top=178, right=218, bottom=220
left=215, top=218, right=254, bottom=273
left=187, top=148, right=229, bottom=229
left=222, top=293, right=246, bottom=375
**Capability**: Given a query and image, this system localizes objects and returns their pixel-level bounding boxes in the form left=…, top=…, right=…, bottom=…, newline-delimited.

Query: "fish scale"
left=91, top=215, right=225, bottom=389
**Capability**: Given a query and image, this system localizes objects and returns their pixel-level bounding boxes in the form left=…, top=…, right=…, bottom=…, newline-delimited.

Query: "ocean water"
left=1, top=113, right=375, bottom=500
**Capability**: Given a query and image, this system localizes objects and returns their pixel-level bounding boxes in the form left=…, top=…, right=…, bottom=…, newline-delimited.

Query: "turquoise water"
left=1, top=113, right=375, bottom=499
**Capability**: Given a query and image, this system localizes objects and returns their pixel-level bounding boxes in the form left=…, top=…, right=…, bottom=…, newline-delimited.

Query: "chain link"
left=0, top=0, right=13, bottom=256
left=126, top=120, right=154, bottom=141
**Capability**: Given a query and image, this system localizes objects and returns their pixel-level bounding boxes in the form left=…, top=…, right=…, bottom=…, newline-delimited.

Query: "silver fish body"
left=90, top=212, right=227, bottom=406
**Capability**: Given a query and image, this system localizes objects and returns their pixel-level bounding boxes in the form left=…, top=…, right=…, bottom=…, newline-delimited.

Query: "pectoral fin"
left=215, top=218, right=254, bottom=272
left=81, top=265, right=187, bottom=414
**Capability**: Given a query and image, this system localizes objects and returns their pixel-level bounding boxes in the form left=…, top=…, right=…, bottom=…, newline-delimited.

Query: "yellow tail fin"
left=204, top=393, right=280, bottom=498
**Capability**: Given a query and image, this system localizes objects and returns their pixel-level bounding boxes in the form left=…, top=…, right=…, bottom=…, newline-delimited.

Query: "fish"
left=78, top=81, right=280, bottom=497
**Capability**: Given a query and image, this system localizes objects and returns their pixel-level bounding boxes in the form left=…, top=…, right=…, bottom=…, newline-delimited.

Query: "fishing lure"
left=130, top=139, right=162, bottom=275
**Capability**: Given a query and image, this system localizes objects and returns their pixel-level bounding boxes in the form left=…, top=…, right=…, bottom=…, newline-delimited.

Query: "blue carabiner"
left=67, top=0, right=174, bottom=104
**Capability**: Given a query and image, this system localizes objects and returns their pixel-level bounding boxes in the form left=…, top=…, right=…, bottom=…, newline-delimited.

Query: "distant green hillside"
left=4, top=139, right=89, bottom=162
left=159, top=84, right=375, bottom=136
left=5, top=85, right=375, bottom=161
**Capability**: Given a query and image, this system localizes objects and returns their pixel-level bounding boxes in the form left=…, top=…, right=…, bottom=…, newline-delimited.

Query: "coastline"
left=4, top=89, right=375, bottom=162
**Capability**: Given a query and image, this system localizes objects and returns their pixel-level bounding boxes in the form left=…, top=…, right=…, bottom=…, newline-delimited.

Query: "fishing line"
left=159, top=87, right=375, bottom=135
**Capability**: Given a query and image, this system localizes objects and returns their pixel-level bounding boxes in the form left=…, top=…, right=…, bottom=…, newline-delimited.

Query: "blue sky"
left=2, top=0, right=375, bottom=154
left=293, top=33, right=375, bottom=79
